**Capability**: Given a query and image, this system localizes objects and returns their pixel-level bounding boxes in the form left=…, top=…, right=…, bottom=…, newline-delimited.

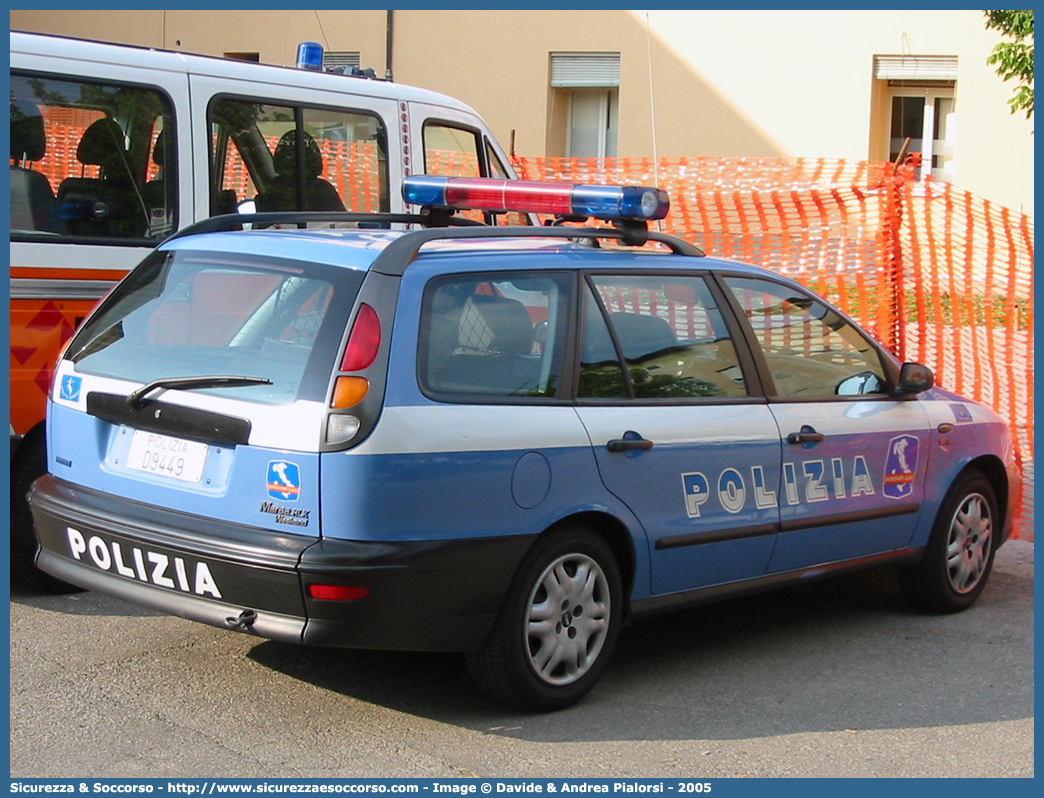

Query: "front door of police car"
left=722, top=276, right=930, bottom=572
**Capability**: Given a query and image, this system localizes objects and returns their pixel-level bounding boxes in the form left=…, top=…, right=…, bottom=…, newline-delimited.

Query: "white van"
left=9, top=30, right=522, bottom=590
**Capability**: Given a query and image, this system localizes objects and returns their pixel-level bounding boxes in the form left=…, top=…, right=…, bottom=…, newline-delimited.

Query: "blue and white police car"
left=29, top=177, right=1020, bottom=711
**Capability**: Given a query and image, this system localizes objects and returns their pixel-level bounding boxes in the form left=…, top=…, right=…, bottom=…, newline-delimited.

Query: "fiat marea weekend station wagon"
left=29, top=176, right=1020, bottom=710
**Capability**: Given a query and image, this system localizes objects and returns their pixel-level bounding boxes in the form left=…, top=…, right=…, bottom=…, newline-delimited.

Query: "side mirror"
left=896, top=362, right=934, bottom=396
left=836, top=370, right=884, bottom=396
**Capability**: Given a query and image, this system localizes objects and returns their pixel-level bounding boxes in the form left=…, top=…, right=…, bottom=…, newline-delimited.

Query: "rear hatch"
left=47, top=245, right=364, bottom=535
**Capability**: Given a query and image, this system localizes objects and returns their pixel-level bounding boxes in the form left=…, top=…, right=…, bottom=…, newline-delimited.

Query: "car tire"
left=466, top=526, right=622, bottom=711
left=899, top=469, right=997, bottom=613
left=10, top=428, right=84, bottom=594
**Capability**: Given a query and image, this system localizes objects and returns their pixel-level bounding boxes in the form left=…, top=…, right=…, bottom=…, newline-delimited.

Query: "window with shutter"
left=550, top=52, right=621, bottom=88
left=548, top=53, right=621, bottom=158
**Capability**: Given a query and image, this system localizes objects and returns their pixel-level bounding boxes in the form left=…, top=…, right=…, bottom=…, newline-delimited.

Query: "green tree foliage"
left=984, top=10, right=1034, bottom=118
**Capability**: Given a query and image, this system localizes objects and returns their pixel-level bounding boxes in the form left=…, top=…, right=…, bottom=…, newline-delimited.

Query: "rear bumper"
left=29, top=475, right=534, bottom=652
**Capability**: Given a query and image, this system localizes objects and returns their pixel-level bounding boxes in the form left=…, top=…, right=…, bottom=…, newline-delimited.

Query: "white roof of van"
left=10, top=30, right=480, bottom=115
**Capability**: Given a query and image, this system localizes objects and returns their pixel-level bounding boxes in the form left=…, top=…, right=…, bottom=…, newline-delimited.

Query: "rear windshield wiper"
left=127, top=375, right=273, bottom=408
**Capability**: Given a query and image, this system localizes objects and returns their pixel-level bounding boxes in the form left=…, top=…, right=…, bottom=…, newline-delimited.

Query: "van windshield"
left=67, top=249, right=362, bottom=405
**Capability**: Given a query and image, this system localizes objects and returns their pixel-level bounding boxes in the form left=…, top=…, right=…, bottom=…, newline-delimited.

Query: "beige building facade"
left=10, top=9, right=1034, bottom=215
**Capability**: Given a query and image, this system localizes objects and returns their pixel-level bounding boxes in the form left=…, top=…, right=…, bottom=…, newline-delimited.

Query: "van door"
left=188, top=75, right=399, bottom=217
left=408, top=102, right=527, bottom=225
left=409, top=101, right=509, bottom=176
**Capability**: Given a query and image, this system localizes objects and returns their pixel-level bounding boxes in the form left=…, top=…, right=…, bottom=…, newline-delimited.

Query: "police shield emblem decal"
left=59, top=375, right=82, bottom=402
left=267, top=460, right=301, bottom=501
left=882, top=435, right=918, bottom=499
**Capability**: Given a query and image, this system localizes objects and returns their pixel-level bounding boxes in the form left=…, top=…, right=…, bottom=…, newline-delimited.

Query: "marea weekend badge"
left=267, top=459, right=301, bottom=501
left=882, top=434, right=919, bottom=499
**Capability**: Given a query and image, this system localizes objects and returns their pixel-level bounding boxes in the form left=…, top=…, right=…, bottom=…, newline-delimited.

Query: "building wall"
left=10, top=9, right=1033, bottom=215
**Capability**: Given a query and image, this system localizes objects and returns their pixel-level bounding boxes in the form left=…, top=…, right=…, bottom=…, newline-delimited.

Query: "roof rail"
left=162, top=211, right=705, bottom=271
left=163, top=210, right=486, bottom=243
left=369, top=225, right=705, bottom=278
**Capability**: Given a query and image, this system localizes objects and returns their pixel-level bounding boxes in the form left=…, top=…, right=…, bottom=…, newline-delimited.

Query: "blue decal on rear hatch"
left=267, top=460, right=301, bottom=501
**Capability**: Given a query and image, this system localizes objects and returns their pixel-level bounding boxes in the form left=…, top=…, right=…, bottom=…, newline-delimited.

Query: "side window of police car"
left=10, top=73, right=175, bottom=240
left=724, top=276, right=887, bottom=398
left=209, top=99, right=389, bottom=215
left=419, top=273, right=571, bottom=398
left=578, top=275, right=748, bottom=399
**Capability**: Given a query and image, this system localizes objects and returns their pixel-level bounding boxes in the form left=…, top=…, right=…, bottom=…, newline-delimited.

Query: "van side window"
left=209, top=99, right=389, bottom=215
left=10, top=73, right=176, bottom=241
left=422, top=123, right=485, bottom=223
left=423, top=122, right=526, bottom=226
left=419, top=273, right=571, bottom=399
left=423, top=123, right=482, bottom=178
left=579, top=275, right=748, bottom=400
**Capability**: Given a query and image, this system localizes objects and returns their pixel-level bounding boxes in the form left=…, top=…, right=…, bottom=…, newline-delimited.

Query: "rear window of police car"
left=67, top=249, right=362, bottom=405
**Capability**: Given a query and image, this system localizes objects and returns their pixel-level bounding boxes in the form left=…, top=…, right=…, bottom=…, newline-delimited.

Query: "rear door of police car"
left=572, top=269, right=783, bottom=596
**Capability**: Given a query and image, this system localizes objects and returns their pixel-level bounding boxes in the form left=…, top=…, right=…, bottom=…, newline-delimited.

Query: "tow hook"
left=225, top=609, right=258, bottom=631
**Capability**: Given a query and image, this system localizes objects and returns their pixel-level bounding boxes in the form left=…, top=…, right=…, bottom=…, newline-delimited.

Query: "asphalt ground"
left=9, top=539, right=1033, bottom=779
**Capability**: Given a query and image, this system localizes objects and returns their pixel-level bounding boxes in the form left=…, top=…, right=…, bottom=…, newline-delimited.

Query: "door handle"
left=606, top=431, right=654, bottom=452
left=786, top=427, right=825, bottom=444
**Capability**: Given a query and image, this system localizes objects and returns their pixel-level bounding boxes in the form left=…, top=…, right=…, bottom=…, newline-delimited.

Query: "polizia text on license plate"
left=127, top=430, right=208, bottom=483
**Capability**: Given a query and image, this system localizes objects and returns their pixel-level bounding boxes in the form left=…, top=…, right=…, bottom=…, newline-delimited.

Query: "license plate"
left=126, top=430, right=208, bottom=483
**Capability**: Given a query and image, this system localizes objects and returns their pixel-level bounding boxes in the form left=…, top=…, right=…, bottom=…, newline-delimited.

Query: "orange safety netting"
left=18, top=121, right=1034, bottom=539
left=512, top=156, right=1033, bottom=540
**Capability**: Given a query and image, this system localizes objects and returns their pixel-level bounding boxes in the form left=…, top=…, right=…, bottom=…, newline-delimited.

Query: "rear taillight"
left=331, top=376, right=369, bottom=409
left=332, top=304, right=380, bottom=412
left=326, top=303, right=382, bottom=446
left=340, top=303, right=380, bottom=372
left=326, top=414, right=361, bottom=444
